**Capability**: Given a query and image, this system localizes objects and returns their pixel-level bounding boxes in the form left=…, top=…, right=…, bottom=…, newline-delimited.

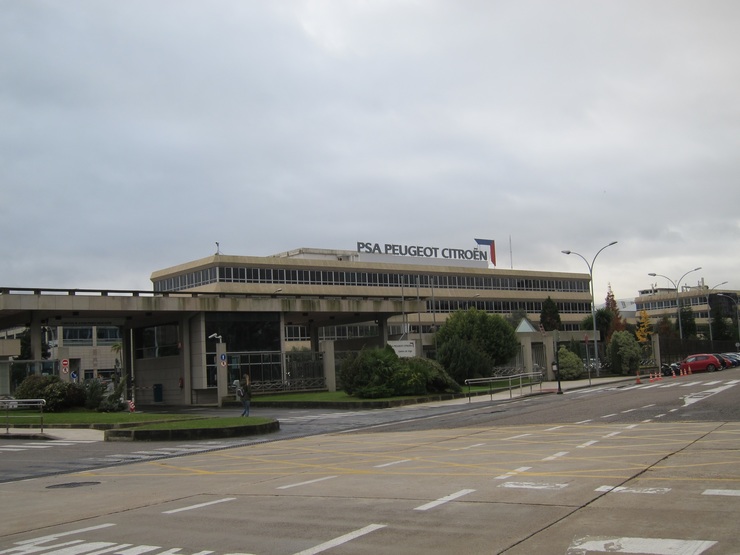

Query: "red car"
left=680, top=354, right=723, bottom=374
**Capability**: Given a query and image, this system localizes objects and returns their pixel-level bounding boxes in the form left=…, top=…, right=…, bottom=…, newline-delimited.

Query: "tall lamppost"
left=648, top=267, right=702, bottom=340
left=717, top=293, right=740, bottom=347
left=706, top=281, right=728, bottom=344
left=561, top=241, right=618, bottom=378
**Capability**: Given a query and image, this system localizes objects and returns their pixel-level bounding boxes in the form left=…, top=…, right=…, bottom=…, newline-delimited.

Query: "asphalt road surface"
left=1, top=369, right=739, bottom=554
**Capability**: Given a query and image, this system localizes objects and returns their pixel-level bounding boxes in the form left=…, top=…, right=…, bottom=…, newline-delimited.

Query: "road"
left=1, top=369, right=739, bottom=554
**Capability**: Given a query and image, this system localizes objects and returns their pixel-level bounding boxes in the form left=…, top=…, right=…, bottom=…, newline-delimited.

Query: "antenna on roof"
left=215, top=241, right=221, bottom=255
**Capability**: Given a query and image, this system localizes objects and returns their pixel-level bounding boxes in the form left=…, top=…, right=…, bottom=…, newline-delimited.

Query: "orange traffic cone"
left=671, top=368, right=676, bottom=378
left=687, top=365, right=692, bottom=375
left=649, top=372, right=654, bottom=382
left=635, top=371, right=642, bottom=384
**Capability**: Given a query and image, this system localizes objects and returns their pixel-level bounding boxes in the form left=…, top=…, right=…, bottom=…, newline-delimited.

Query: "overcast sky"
left=2, top=1, right=738, bottom=304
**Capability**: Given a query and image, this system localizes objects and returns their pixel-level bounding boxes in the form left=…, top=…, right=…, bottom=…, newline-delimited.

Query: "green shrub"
left=14, top=375, right=86, bottom=412
left=339, top=348, right=461, bottom=399
left=557, top=346, right=584, bottom=380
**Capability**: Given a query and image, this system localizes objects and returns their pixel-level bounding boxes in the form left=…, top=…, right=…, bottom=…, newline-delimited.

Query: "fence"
left=464, top=371, right=544, bottom=402
left=219, top=350, right=326, bottom=393
left=1, top=398, right=46, bottom=433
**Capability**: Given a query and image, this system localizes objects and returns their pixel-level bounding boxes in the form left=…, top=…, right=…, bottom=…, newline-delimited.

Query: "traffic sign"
left=62, top=359, right=69, bottom=368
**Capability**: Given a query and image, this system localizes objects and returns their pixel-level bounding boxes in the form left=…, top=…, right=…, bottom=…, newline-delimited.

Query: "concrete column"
left=520, top=334, right=533, bottom=373
left=320, top=340, right=336, bottom=392
left=216, top=342, right=227, bottom=407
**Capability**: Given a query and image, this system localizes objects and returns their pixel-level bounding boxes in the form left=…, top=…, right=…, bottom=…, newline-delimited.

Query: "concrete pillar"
left=520, top=334, right=533, bottom=373
left=216, top=341, right=227, bottom=407
left=321, top=340, right=336, bottom=392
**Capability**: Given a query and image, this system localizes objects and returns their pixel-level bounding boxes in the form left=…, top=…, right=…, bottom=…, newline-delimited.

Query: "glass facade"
left=154, top=265, right=589, bottom=295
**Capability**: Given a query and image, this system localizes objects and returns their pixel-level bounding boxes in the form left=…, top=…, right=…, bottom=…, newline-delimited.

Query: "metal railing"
left=464, top=372, right=544, bottom=402
left=1, top=398, right=46, bottom=433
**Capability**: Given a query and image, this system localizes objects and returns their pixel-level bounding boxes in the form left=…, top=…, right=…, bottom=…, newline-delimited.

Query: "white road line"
left=499, top=481, right=568, bottom=490
left=278, top=476, right=337, bottom=490
left=504, top=434, right=531, bottom=440
left=494, top=466, right=532, bottom=480
left=641, top=404, right=656, bottom=408
left=703, top=489, right=740, bottom=497
left=575, top=419, right=592, bottom=424
left=0, top=448, right=25, bottom=452
left=542, top=451, right=569, bottom=461
left=452, top=443, right=485, bottom=451
left=596, top=485, right=671, bottom=494
left=374, top=459, right=410, bottom=468
left=703, top=380, right=722, bottom=385
left=292, top=524, right=386, bottom=555
left=625, top=424, right=639, bottom=429
left=163, top=497, right=236, bottom=514
left=654, top=413, right=666, bottom=418
left=545, top=426, right=564, bottom=431
left=577, top=440, right=598, bottom=448
left=621, top=408, right=636, bottom=413
left=603, top=432, right=621, bottom=438
left=567, top=535, right=717, bottom=554
left=414, top=489, right=475, bottom=511
left=601, top=413, right=618, bottom=418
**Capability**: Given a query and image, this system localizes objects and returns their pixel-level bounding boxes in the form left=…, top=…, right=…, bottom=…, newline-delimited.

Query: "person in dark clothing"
left=236, top=374, right=252, bottom=416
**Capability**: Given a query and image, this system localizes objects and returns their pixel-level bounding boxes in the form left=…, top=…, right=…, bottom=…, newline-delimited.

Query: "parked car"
left=721, top=353, right=740, bottom=367
left=713, top=353, right=733, bottom=369
left=679, top=354, right=723, bottom=373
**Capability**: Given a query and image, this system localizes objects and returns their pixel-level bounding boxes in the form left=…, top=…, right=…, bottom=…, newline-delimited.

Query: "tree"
left=679, top=306, right=697, bottom=338
left=539, top=296, right=561, bottom=331
left=655, top=315, right=676, bottom=338
left=435, top=308, right=520, bottom=384
left=604, top=285, right=626, bottom=343
left=606, top=331, right=642, bottom=375
left=635, top=309, right=652, bottom=344
left=581, top=308, right=613, bottom=347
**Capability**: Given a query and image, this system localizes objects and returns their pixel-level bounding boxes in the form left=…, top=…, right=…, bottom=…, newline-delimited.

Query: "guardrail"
left=464, top=372, right=544, bottom=402
left=0, top=398, right=46, bottom=433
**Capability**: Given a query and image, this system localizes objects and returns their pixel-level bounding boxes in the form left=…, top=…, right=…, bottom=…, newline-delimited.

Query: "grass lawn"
left=134, top=417, right=274, bottom=430
left=3, top=409, right=204, bottom=427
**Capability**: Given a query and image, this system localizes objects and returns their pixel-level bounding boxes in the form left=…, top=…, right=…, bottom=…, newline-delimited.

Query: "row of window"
left=154, top=266, right=590, bottom=294
left=48, top=326, right=122, bottom=347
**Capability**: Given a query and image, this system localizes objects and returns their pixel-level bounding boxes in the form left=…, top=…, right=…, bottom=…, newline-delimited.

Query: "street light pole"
left=561, top=241, right=618, bottom=377
left=717, top=294, right=740, bottom=347
left=706, top=281, right=728, bottom=344
left=648, top=267, right=702, bottom=340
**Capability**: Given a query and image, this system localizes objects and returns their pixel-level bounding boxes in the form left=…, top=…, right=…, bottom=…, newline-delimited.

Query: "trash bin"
left=153, top=383, right=163, bottom=402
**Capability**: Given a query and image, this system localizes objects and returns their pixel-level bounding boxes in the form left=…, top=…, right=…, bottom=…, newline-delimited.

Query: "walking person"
left=236, top=374, right=252, bottom=416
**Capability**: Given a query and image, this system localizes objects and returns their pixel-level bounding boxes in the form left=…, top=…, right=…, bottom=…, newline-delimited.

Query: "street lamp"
left=561, top=241, right=618, bottom=377
left=706, top=281, right=728, bottom=344
left=716, top=294, right=740, bottom=347
left=552, top=332, right=563, bottom=394
left=648, top=267, right=702, bottom=340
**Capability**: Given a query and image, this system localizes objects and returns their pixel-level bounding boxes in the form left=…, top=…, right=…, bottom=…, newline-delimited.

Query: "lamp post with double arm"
left=648, top=267, right=702, bottom=340
left=561, top=241, right=618, bottom=377
left=706, top=282, right=728, bottom=344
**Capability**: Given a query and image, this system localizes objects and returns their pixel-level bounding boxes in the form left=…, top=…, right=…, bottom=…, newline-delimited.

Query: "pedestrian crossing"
left=0, top=439, right=98, bottom=453
left=617, top=378, right=739, bottom=391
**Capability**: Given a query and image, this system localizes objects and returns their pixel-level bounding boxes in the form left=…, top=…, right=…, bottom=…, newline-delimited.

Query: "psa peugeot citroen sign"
left=356, top=238, right=496, bottom=265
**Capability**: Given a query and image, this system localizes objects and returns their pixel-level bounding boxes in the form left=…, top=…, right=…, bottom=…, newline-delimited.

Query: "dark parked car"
left=679, top=354, right=723, bottom=374
left=721, top=353, right=740, bottom=367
